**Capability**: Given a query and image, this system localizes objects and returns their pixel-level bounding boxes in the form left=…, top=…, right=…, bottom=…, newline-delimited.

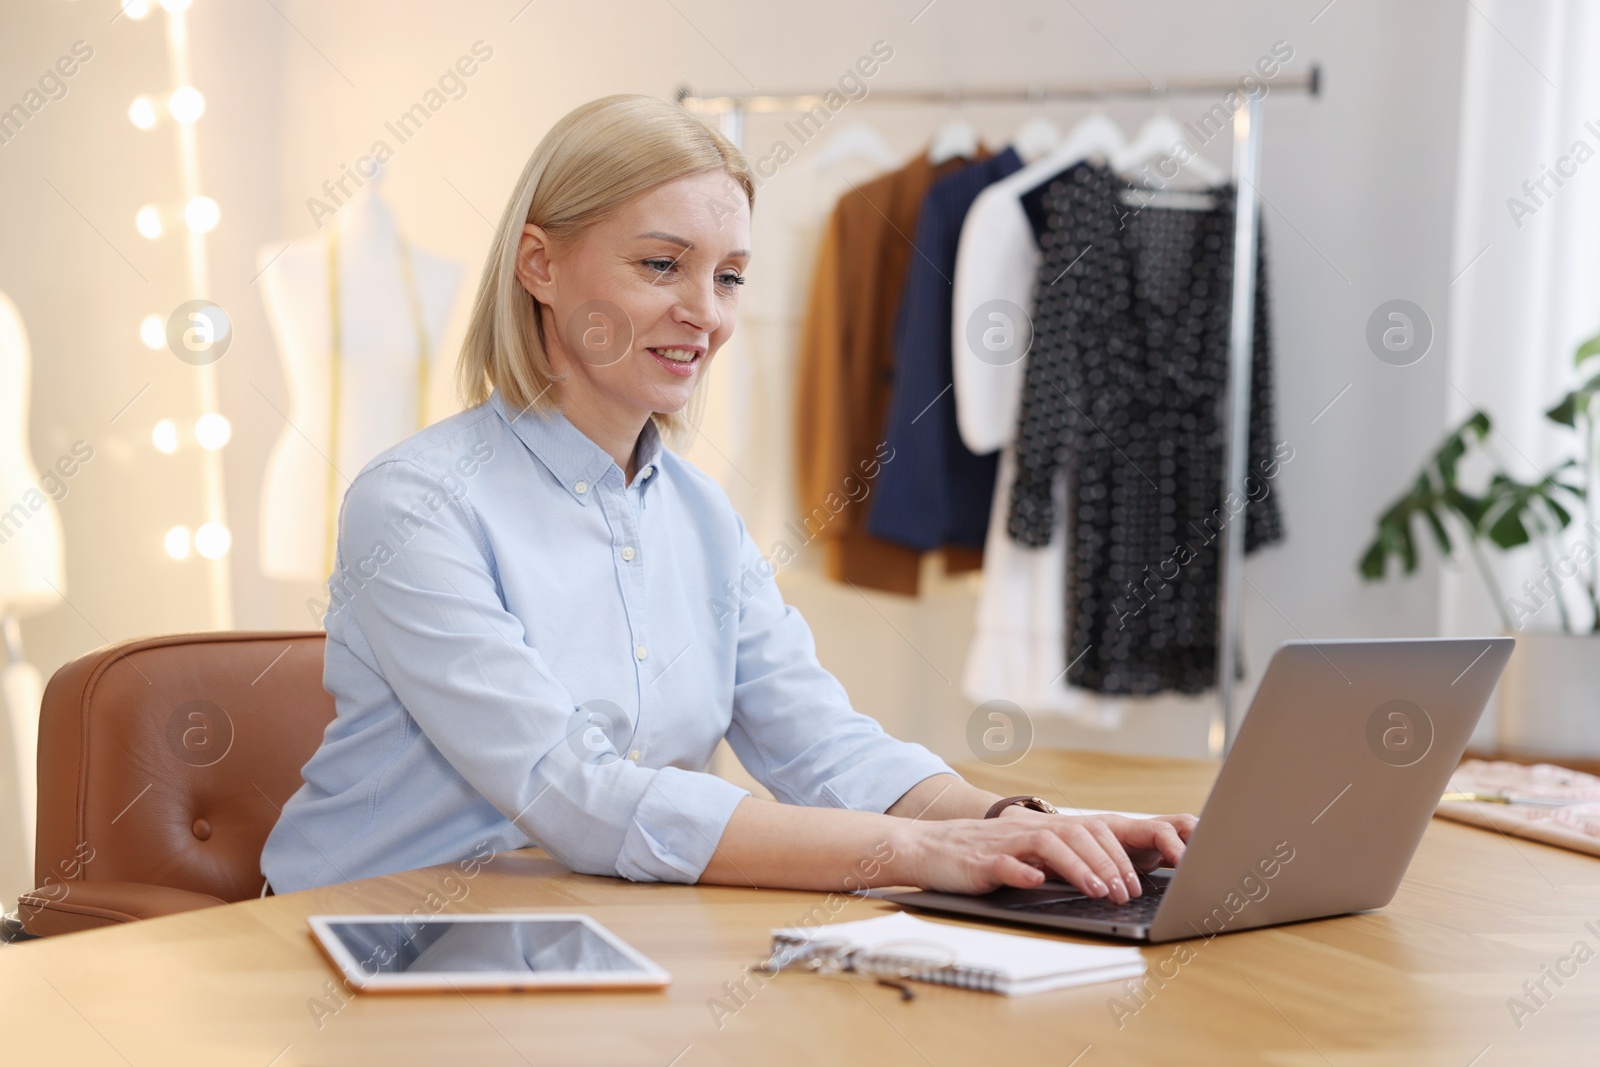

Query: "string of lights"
left=123, top=0, right=233, bottom=628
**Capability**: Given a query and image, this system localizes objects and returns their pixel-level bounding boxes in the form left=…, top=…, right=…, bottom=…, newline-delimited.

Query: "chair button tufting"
left=192, top=818, right=212, bottom=841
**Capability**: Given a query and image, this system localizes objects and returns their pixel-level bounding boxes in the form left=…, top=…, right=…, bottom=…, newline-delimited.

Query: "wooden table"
left=4, top=751, right=1599, bottom=1065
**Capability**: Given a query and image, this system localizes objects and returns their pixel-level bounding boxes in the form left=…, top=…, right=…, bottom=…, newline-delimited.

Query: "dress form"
left=256, top=174, right=463, bottom=582
left=0, top=291, right=65, bottom=612
left=0, top=289, right=64, bottom=902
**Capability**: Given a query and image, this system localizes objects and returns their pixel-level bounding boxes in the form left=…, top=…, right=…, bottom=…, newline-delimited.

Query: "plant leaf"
left=1421, top=507, right=1453, bottom=553
left=1436, top=436, right=1467, bottom=482
left=1545, top=496, right=1573, bottom=527
left=1397, top=520, right=1418, bottom=572
left=1547, top=391, right=1580, bottom=427
left=1360, top=408, right=1496, bottom=582
left=1359, top=539, right=1387, bottom=580
left=1576, top=332, right=1600, bottom=367
left=1487, top=507, right=1530, bottom=549
left=1444, top=486, right=1490, bottom=528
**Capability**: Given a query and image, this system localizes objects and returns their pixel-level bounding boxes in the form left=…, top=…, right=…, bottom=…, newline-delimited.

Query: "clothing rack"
left=677, top=66, right=1321, bottom=758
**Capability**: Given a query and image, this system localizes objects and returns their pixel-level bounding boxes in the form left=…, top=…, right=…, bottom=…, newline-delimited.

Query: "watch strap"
left=984, top=795, right=1059, bottom=819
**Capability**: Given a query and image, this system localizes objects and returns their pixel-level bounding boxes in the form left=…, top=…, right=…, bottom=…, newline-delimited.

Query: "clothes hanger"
left=1012, top=115, right=1063, bottom=165
left=1045, top=102, right=1127, bottom=170
left=811, top=120, right=898, bottom=172
left=928, top=118, right=980, bottom=164
left=1111, top=105, right=1226, bottom=188
left=961, top=98, right=1127, bottom=238
left=928, top=94, right=981, bottom=164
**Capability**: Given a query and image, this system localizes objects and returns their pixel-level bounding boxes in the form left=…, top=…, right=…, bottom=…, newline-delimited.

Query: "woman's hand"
left=891, top=812, right=1198, bottom=901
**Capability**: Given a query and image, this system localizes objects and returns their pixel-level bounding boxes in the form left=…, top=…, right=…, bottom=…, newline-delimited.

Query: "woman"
left=260, top=94, right=1196, bottom=903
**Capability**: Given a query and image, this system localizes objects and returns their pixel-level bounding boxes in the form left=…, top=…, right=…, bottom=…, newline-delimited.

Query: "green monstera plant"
left=1359, top=334, right=1600, bottom=633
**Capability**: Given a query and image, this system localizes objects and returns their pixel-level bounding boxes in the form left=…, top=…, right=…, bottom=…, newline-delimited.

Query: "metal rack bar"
left=1217, top=94, right=1265, bottom=757
left=676, top=68, right=1319, bottom=112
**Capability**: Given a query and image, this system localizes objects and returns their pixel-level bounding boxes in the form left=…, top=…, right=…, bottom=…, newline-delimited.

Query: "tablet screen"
left=323, top=917, right=641, bottom=976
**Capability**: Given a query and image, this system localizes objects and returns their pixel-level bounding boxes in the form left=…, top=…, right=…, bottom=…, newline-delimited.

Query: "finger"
left=1140, top=822, right=1188, bottom=867
left=1078, top=818, right=1142, bottom=897
left=1035, top=825, right=1128, bottom=903
left=1068, top=820, right=1138, bottom=900
left=1147, top=813, right=1199, bottom=841
left=1127, top=850, right=1165, bottom=874
left=1022, top=831, right=1111, bottom=900
left=1162, top=814, right=1199, bottom=841
left=1149, top=822, right=1188, bottom=866
left=1104, top=817, right=1189, bottom=868
left=1106, top=813, right=1194, bottom=829
left=990, top=854, right=1048, bottom=891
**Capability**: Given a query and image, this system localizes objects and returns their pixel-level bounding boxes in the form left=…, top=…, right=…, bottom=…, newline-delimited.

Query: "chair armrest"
left=17, top=881, right=230, bottom=937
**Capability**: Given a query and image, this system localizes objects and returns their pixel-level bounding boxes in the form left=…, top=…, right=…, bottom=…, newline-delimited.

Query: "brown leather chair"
left=16, top=631, right=334, bottom=936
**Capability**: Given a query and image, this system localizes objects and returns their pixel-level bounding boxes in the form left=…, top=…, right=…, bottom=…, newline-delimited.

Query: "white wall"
left=0, top=1, right=1474, bottom=848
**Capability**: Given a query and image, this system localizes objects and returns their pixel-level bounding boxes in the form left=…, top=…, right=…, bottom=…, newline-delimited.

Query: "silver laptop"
left=886, top=637, right=1514, bottom=943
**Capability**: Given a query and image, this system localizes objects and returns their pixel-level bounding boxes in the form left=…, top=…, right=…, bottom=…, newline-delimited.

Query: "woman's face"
left=517, top=169, right=751, bottom=424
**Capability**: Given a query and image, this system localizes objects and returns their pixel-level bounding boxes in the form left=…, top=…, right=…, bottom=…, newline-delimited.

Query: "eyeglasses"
left=757, top=938, right=960, bottom=1001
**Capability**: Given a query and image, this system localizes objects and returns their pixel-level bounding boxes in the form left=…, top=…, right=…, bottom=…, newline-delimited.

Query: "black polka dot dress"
left=1007, top=162, right=1284, bottom=696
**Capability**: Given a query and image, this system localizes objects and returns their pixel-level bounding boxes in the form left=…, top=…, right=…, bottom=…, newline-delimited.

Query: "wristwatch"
left=984, top=795, right=1060, bottom=819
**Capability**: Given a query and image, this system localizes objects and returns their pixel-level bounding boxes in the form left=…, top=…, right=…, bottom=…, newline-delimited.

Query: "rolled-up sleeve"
left=721, top=513, right=956, bottom=811
left=338, top=459, right=748, bottom=883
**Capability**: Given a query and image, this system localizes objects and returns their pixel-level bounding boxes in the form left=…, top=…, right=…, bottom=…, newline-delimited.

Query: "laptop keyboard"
left=996, top=877, right=1168, bottom=923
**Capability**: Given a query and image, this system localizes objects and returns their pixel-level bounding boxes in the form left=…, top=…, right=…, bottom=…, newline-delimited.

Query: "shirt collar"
left=490, top=388, right=666, bottom=503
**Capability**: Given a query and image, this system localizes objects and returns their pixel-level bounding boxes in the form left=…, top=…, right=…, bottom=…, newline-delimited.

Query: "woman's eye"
left=642, top=259, right=744, bottom=290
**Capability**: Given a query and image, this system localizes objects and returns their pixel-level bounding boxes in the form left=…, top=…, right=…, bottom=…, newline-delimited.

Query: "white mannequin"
left=257, top=171, right=463, bottom=582
left=0, top=289, right=65, bottom=901
left=0, top=292, right=65, bottom=613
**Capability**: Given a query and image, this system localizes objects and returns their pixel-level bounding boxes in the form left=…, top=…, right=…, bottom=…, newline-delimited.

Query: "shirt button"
left=621, top=546, right=636, bottom=561
left=574, top=480, right=588, bottom=495
left=641, top=466, right=654, bottom=479
left=635, top=644, right=648, bottom=660
left=628, top=749, right=641, bottom=762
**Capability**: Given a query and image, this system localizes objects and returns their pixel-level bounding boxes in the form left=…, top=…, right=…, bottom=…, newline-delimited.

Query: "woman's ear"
left=514, top=223, right=555, bottom=300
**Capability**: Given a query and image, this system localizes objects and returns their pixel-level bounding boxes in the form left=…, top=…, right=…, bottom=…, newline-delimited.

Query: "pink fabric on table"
left=1437, top=760, right=1600, bottom=857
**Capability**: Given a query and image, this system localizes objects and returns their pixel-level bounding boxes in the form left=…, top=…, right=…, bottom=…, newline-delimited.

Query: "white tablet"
left=307, top=913, right=671, bottom=992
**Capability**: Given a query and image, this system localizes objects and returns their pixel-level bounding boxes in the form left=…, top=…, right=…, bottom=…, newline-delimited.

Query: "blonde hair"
left=456, top=94, right=755, bottom=446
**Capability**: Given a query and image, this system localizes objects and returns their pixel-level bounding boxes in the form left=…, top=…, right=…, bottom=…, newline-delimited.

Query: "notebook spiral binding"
left=766, top=934, right=1004, bottom=993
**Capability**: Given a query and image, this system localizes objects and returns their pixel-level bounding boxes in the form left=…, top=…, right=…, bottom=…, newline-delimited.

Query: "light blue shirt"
left=260, top=388, right=954, bottom=893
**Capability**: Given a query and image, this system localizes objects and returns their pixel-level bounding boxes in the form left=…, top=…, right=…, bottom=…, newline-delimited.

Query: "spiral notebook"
left=769, top=911, right=1145, bottom=996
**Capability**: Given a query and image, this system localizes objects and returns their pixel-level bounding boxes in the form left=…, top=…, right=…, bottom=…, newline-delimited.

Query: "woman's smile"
left=647, top=344, right=705, bottom=377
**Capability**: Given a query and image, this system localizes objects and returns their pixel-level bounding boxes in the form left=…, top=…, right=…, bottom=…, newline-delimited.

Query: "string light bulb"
left=195, top=522, right=231, bottom=560
left=165, top=526, right=192, bottom=560
left=184, top=195, right=220, bottom=234
left=194, top=413, right=232, bottom=450
left=122, top=0, right=153, bottom=19
left=168, top=86, right=205, bottom=125
left=136, top=205, right=162, bottom=239
left=152, top=418, right=179, bottom=454
left=140, top=314, right=165, bottom=349
left=128, top=96, right=158, bottom=130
